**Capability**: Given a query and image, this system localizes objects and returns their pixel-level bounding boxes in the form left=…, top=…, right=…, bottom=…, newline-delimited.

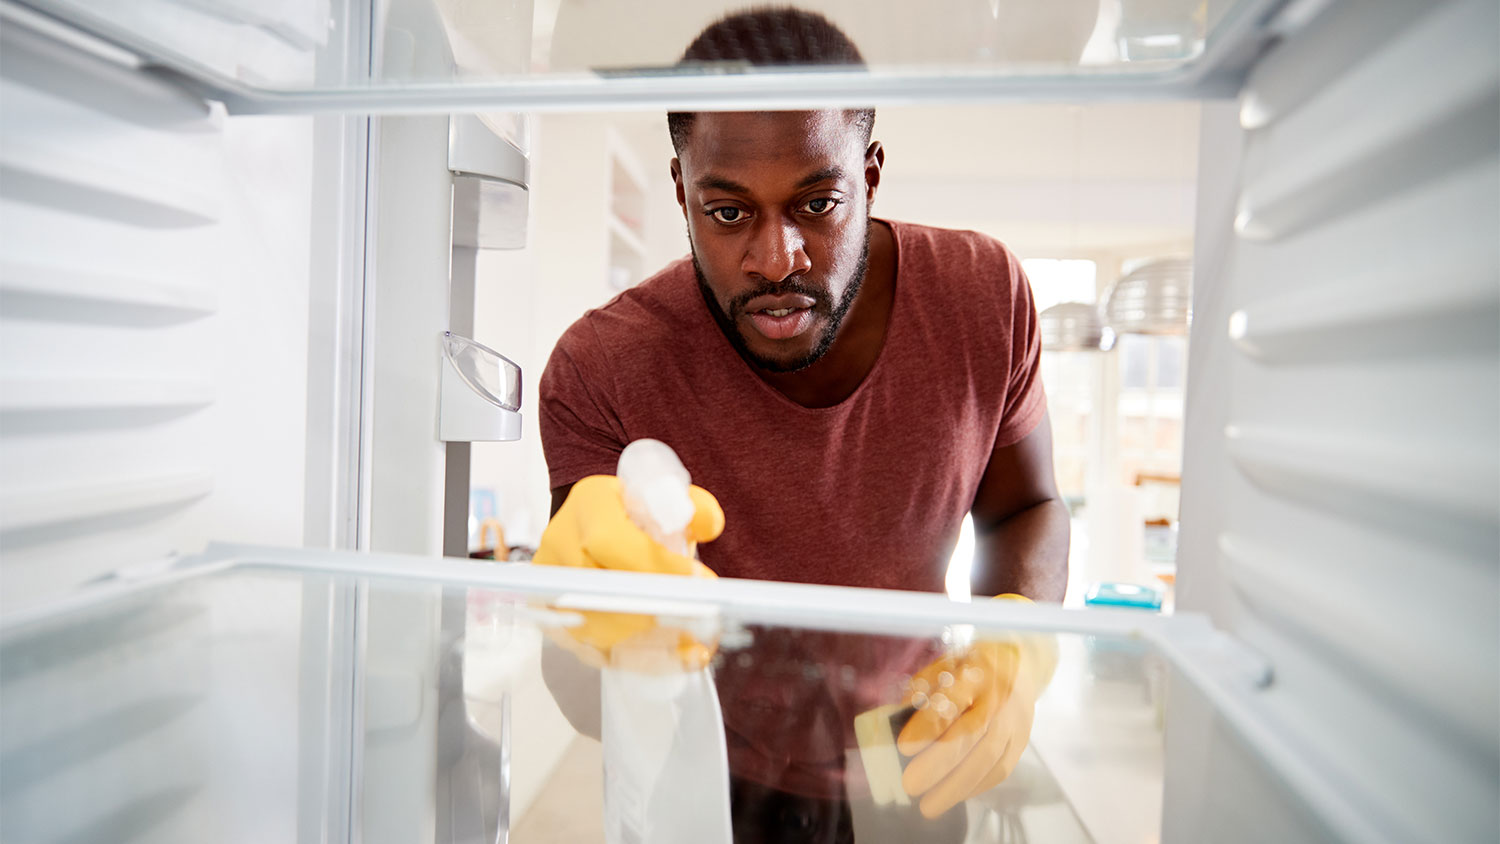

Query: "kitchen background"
left=465, top=101, right=1199, bottom=606
left=448, top=0, right=1206, bottom=606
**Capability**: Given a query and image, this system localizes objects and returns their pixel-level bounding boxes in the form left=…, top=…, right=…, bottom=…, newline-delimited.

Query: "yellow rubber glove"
left=533, top=475, right=725, bottom=670
left=897, top=594, right=1059, bottom=818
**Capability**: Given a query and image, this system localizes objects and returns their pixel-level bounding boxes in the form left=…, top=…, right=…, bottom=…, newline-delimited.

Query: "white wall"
left=874, top=102, right=1200, bottom=258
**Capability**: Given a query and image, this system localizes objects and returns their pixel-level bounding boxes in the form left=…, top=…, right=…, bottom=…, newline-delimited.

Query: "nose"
left=742, top=217, right=811, bottom=283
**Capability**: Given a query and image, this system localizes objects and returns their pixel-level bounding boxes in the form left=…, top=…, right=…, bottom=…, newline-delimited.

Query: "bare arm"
left=968, top=412, right=1070, bottom=601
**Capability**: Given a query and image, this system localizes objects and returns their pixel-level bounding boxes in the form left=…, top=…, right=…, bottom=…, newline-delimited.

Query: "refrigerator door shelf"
left=451, top=175, right=527, bottom=251
left=440, top=332, right=521, bottom=443
left=448, top=114, right=527, bottom=187
left=450, top=114, right=529, bottom=250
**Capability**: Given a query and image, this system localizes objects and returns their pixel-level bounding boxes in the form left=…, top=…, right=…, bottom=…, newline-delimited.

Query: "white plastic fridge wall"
left=0, top=17, right=366, bottom=844
left=0, top=18, right=324, bottom=610
left=1169, top=1, right=1500, bottom=842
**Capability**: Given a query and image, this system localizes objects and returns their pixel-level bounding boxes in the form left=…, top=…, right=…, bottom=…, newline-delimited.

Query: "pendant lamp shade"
left=1040, top=302, right=1113, bottom=352
left=1103, top=257, right=1192, bottom=335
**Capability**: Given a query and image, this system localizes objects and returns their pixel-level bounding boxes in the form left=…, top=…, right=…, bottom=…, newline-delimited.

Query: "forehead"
left=679, top=110, right=864, bottom=178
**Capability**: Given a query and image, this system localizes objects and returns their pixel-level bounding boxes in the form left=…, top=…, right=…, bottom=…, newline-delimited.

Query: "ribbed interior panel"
left=1174, top=1, right=1499, bottom=842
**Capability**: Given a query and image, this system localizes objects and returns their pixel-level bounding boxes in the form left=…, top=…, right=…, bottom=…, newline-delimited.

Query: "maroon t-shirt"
left=539, top=219, right=1046, bottom=591
left=540, top=219, right=1046, bottom=802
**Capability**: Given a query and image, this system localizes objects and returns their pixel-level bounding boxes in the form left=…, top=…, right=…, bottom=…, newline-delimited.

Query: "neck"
left=756, top=219, right=897, bottom=408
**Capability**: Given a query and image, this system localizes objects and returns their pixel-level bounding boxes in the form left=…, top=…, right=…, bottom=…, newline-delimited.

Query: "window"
left=1027, top=259, right=1099, bottom=504
left=1022, top=258, right=1098, bottom=310
left=1116, top=333, right=1187, bottom=521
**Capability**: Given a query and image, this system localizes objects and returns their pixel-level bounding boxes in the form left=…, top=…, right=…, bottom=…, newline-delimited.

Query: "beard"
left=693, top=218, right=872, bottom=374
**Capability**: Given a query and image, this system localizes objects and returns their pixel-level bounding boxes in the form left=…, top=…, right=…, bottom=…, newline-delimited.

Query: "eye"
left=709, top=207, right=746, bottom=224
left=802, top=197, right=839, bottom=216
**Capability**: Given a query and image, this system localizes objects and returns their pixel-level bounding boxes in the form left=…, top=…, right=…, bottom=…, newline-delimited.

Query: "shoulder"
left=543, top=256, right=701, bottom=391
left=888, top=219, right=1021, bottom=273
left=885, top=219, right=1028, bottom=314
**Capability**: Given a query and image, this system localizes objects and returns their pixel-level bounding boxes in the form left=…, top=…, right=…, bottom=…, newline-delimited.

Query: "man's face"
left=672, top=111, right=880, bottom=373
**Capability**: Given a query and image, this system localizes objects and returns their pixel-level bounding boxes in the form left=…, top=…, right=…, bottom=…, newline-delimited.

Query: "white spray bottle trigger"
left=617, top=438, right=696, bottom=558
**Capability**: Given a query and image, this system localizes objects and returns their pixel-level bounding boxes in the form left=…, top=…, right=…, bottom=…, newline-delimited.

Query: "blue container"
left=1084, top=581, right=1165, bottom=610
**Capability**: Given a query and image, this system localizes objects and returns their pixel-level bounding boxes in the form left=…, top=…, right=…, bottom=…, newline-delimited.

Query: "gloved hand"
left=533, top=474, right=725, bottom=671
left=897, top=594, right=1058, bottom=818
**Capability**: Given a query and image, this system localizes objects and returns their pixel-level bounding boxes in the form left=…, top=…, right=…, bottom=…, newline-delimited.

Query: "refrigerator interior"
left=0, top=0, right=1495, bottom=843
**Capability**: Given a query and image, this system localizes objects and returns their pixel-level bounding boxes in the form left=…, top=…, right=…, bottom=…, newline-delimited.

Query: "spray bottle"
left=601, top=439, right=733, bottom=844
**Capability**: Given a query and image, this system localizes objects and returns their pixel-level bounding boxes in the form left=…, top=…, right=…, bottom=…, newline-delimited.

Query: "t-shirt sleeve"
left=992, top=249, right=1047, bottom=449
left=537, top=323, right=628, bottom=491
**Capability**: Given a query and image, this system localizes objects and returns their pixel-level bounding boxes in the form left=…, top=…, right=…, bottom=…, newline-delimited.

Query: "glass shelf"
left=0, top=544, right=1270, bottom=844
left=12, top=0, right=1290, bottom=113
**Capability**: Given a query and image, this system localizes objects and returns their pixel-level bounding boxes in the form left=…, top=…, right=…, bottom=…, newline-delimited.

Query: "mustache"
left=727, top=278, right=832, bottom=316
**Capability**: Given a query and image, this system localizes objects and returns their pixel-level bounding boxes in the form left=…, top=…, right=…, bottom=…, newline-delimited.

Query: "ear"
left=863, top=141, right=885, bottom=207
left=670, top=157, right=687, bottom=217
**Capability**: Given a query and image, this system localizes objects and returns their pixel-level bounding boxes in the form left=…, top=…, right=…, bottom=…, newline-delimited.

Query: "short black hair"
left=667, top=8, right=875, bottom=156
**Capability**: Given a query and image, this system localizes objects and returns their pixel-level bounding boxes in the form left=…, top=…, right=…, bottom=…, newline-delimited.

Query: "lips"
left=742, top=293, right=817, bottom=341
left=744, top=293, right=816, bottom=314
left=747, top=308, right=813, bottom=340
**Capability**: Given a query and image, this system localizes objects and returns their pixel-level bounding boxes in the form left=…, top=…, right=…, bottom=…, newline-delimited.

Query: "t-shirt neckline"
left=700, top=217, right=906, bottom=415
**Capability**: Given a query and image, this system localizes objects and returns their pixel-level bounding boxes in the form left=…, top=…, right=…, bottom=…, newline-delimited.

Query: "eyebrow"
left=796, top=166, right=847, bottom=188
left=695, top=175, right=751, bottom=195
left=694, top=166, right=850, bottom=196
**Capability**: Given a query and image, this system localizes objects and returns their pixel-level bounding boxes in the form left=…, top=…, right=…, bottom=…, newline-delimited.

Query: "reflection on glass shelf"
left=0, top=558, right=1180, bottom=844
left=22, top=0, right=1280, bottom=109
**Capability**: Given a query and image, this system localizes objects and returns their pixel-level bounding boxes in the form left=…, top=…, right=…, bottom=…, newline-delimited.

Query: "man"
left=534, top=8, right=1068, bottom=838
